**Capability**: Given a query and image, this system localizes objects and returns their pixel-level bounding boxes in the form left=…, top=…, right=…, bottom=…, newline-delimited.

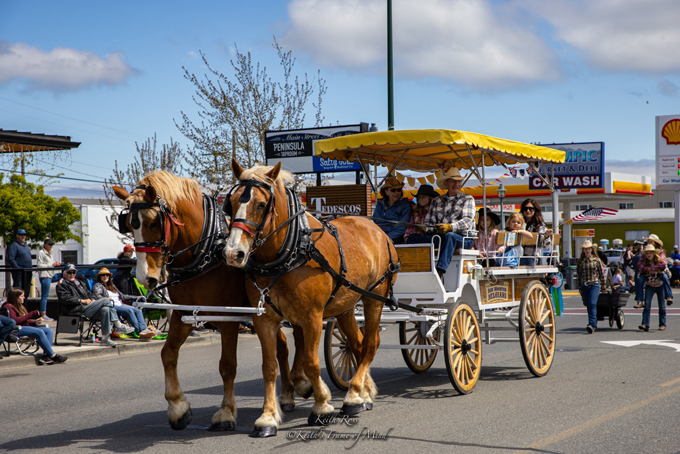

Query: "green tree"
left=0, top=174, right=82, bottom=247
left=176, top=37, right=327, bottom=185
left=101, top=134, right=184, bottom=237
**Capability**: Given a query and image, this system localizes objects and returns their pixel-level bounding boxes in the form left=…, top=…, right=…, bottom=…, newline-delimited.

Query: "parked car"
left=604, top=249, right=622, bottom=267
left=81, top=258, right=119, bottom=280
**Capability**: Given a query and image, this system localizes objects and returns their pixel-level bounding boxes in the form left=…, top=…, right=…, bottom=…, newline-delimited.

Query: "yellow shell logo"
left=662, top=119, right=680, bottom=145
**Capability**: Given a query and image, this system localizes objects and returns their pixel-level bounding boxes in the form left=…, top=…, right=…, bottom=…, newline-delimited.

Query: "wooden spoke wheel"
left=399, top=321, right=440, bottom=374
left=444, top=302, right=482, bottom=394
left=323, top=320, right=358, bottom=391
left=519, top=280, right=556, bottom=377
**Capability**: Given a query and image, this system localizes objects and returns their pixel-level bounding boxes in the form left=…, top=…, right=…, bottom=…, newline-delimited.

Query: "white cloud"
left=0, top=42, right=138, bottom=92
left=516, top=0, right=680, bottom=74
left=282, top=0, right=560, bottom=90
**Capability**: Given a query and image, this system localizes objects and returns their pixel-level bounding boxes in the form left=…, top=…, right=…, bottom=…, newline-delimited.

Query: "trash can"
left=564, top=266, right=578, bottom=290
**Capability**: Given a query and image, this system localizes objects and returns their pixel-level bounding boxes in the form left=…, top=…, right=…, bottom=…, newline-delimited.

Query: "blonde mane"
left=239, top=165, right=292, bottom=186
left=138, top=170, right=201, bottom=211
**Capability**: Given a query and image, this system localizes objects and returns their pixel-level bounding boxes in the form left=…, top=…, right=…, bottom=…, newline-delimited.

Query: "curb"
left=0, top=333, right=217, bottom=371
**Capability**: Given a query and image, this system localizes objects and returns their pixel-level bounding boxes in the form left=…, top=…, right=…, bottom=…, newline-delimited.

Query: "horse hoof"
left=307, top=412, right=335, bottom=426
left=169, top=408, right=193, bottom=431
left=340, top=403, right=365, bottom=416
left=249, top=426, right=277, bottom=438
left=364, top=402, right=373, bottom=411
left=207, top=420, right=235, bottom=432
left=281, top=403, right=295, bottom=413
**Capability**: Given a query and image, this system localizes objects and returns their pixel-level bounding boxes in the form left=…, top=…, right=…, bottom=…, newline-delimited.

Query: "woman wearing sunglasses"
left=519, top=198, right=552, bottom=266
left=373, top=177, right=413, bottom=245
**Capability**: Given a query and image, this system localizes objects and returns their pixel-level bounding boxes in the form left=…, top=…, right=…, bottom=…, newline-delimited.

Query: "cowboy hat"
left=476, top=207, right=501, bottom=226
left=436, top=167, right=465, bottom=190
left=643, top=234, right=663, bottom=247
left=579, top=240, right=595, bottom=249
left=97, top=267, right=112, bottom=277
left=380, top=176, right=404, bottom=190
left=643, top=244, right=659, bottom=252
left=414, top=184, right=438, bottom=198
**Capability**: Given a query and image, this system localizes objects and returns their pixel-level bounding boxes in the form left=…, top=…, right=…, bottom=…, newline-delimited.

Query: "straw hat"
left=380, top=176, right=404, bottom=190
left=643, top=234, right=663, bottom=248
left=97, top=267, right=112, bottom=277
left=436, top=168, right=465, bottom=190
left=579, top=240, right=595, bottom=250
left=643, top=244, right=659, bottom=252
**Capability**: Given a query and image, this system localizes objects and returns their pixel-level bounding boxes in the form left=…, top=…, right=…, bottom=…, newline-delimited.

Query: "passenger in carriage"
left=473, top=207, right=500, bottom=259
left=519, top=198, right=552, bottom=266
left=495, top=212, right=533, bottom=268
left=404, top=184, right=438, bottom=244
left=410, top=168, right=475, bottom=278
left=373, top=176, right=413, bottom=245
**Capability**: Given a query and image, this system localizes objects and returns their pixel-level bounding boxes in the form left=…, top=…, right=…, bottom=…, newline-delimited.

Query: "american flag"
left=572, top=207, right=618, bottom=222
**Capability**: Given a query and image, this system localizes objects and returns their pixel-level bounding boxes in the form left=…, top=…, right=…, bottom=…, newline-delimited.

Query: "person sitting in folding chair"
left=0, top=313, right=17, bottom=358
left=56, top=264, right=134, bottom=347
left=2, top=288, right=67, bottom=365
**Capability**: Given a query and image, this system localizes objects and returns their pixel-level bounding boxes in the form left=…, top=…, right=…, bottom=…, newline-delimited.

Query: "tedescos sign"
left=306, top=185, right=372, bottom=217
left=529, top=142, right=604, bottom=189
left=265, top=124, right=366, bottom=174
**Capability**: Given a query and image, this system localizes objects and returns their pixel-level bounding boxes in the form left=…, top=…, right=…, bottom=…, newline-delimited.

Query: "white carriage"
left=314, top=129, right=565, bottom=394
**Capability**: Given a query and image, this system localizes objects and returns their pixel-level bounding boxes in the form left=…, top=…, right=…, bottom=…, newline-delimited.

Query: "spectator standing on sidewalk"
left=2, top=288, right=67, bottom=365
left=56, top=264, right=134, bottom=347
left=8, top=229, right=33, bottom=296
left=37, top=238, right=61, bottom=321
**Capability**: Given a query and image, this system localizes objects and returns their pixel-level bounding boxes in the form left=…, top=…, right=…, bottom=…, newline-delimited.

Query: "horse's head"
left=113, top=171, right=200, bottom=289
left=224, top=158, right=288, bottom=268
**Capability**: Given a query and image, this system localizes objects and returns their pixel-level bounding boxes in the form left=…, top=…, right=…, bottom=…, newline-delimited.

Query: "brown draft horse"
left=224, top=159, right=398, bottom=436
left=113, top=171, right=307, bottom=433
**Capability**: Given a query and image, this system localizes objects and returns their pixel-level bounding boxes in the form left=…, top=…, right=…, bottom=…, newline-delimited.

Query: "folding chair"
left=0, top=308, right=40, bottom=356
left=54, top=299, right=102, bottom=346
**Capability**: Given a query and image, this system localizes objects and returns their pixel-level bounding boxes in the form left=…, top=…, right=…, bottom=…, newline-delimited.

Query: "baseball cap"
left=64, top=263, right=77, bottom=273
left=123, top=245, right=135, bottom=252
left=16, top=229, right=27, bottom=235
left=44, top=238, right=55, bottom=245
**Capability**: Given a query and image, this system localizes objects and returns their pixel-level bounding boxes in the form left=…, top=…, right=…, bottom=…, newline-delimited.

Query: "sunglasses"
left=65, top=271, right=76, bottom=275
left=522, top=206, right=535, bottom=212
left=387, top=188, right=402, bottom=193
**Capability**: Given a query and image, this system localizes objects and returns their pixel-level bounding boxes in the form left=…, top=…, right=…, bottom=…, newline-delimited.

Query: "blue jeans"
left=0, top=315, right=16, bottom=344
left=580, top=283, right=600, bottom=328
left=406, top=232, right=474, bottom=272
left=636, top=274, right=672, bottom=301
left=18, top=326, right=55, bottom=357
left=83, top=298, right=118, bottom=335
left=114, top=304, right=147, bottom=333
left=642, top=285, right=666, bottom=328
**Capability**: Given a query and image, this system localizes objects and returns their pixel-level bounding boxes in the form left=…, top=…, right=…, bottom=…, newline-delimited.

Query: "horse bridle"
left=225, top=180, right=277, bottom=247
left=118, top=185, right=184, bottom=255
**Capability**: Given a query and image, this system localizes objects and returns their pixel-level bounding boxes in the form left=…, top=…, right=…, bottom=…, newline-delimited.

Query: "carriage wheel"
left=323, top=320, right=358, bottom=391
left=519, top=281, right=556, bottom=377
left=399, top=321, right=440, bottom=374
left=616, top=309, right=625, bottom=329
left=444, top=302, right=482, bottom=395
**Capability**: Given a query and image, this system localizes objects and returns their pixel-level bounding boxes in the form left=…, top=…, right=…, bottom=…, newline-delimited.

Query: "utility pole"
left=387, top=0, right=394, bottom=131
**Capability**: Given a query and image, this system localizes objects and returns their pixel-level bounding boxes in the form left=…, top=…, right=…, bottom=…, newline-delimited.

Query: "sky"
left=1, top=0, right=679, bottom=198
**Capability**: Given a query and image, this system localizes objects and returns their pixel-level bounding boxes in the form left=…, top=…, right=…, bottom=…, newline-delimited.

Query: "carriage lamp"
left=497, top=184, right=506, bottom=230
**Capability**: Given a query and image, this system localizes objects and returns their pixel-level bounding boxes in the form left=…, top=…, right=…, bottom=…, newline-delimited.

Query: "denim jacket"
left=373, top=198, right=413, bottom=242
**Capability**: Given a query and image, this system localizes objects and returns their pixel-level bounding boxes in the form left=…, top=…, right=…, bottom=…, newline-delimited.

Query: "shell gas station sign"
left=656, top=114, right=680, bottom=189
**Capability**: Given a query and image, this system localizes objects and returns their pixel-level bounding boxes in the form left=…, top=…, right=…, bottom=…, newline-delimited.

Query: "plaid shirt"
left=423, top=193, right=475, bottom=234
left=577, top=257, right=605, bottom=287
left=639, top=257, right=668, bottom=286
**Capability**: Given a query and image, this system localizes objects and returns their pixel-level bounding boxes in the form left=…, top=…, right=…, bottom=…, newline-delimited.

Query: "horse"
left=223, top=159, right=399, bottom=436
left=113, top=171, right=308, bottom=433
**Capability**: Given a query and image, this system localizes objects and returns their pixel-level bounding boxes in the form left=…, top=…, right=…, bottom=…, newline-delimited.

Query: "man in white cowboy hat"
left=632, top=233, right=673, bottom=307
left=414, top=167, right=475, bottom=277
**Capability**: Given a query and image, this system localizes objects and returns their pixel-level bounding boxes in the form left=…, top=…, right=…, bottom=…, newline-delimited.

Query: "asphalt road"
left=1, top=294, right=679, bottom=454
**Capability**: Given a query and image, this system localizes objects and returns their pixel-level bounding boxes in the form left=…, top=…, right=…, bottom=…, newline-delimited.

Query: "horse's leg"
left=335, top=311, right=364, bottom=382
left=250, top=315, right=283, bottom=438
left=276, top=327, right=296, bottom=412
left=302, top=316, right=335, bottom=426
left=161, top=311, right=196, bottom=430
left=289, top=324, right=312, bottom=398
left=208, top=321, right=239, bottom=431
left=341, top=298, right=383, bottom=416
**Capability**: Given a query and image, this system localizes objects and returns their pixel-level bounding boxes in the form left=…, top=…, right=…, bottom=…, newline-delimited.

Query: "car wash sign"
left=265, top=124, right=366, bottom=174
left=529, top=142, right=604, bottom=189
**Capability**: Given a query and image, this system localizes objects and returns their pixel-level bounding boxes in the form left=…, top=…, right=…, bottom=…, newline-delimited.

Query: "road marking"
left=601, top=340, right=680, bottom=352
left=661, top=377, right=680, bottom=387
left=526, top=383, right=680, bottom=450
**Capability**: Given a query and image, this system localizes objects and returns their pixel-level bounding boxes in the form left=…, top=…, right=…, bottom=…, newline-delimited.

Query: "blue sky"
left=1, top=0, right=679, bottom=197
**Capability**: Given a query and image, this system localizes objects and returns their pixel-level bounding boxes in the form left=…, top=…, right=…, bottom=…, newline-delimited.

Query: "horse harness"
left=228, top=178, right=419, bottom=318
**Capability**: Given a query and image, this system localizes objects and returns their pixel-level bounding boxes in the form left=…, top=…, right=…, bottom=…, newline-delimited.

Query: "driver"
left=410, top=167, right=475, bottom=278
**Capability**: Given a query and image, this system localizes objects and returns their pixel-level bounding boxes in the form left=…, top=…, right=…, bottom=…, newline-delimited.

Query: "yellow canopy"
left=314, top=129, right=565, bottom=173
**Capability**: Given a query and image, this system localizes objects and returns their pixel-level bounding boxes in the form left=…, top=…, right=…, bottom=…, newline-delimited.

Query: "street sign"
left=529, top=142, right=605, bottom=189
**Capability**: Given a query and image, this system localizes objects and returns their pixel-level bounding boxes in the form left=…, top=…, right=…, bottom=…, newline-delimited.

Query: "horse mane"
left=239, top=165, right=292, bottom=186
left=138, top=170, right=201, bottom=211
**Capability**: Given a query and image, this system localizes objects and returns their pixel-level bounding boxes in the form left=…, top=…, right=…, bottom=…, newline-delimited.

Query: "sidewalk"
left=0, top=322, right=223, bottom=371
